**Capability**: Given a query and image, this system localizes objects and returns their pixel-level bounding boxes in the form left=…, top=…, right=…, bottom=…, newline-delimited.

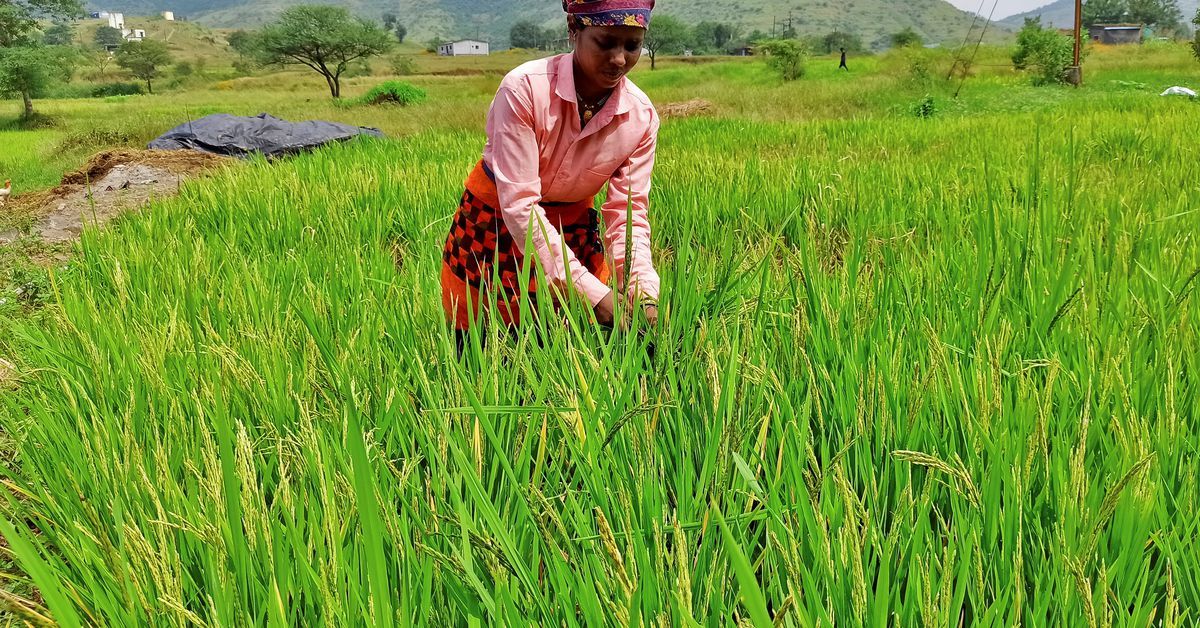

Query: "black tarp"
left=147, top=113, right=384, bottom=157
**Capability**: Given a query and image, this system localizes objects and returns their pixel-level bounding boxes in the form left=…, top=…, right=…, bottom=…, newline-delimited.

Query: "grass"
left=0, top=43, right=1198, bottom=624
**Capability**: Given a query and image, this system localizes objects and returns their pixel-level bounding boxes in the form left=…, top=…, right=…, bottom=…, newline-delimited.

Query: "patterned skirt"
left=441, top=161, right=609, bottom=329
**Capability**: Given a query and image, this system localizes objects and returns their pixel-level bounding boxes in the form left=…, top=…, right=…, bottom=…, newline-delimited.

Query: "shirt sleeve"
left=487, top=80, right=611, bottom=307
left=601, top=114, right=661, bottom=304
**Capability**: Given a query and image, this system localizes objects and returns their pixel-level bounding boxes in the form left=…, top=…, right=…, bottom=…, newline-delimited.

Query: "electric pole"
left=1068, top=0, right=1083, bottom=86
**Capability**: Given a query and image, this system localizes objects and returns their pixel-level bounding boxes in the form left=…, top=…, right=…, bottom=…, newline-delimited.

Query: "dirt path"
left=1, top=149, right=231, bottom=245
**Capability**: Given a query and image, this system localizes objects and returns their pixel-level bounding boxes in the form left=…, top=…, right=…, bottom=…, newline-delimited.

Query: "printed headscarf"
left=563, top=0, right=655, bottom=33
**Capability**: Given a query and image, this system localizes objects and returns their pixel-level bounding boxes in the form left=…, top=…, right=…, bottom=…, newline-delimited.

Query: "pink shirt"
left=483, top=52, right=661, bottom=308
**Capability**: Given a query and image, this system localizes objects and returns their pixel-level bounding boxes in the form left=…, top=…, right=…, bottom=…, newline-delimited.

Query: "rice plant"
left=0, top=60, right=1198, bottom=626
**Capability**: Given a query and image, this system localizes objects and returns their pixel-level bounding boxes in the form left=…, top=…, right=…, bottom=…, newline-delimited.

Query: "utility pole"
left=1068, top=0, right=1083, bottom=86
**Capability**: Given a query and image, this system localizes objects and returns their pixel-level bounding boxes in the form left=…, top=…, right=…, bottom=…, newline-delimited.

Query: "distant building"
left=438, top=39, right=490, bottom=56
left=732, top=46, right=754, bottom=56
left=162, top=11, right=175, bottom=21
left=108, top=12, right=125, bottom=30
left=1089, top=24, right=1144, bottom=45
left=124, top=28, right=146, bottom=41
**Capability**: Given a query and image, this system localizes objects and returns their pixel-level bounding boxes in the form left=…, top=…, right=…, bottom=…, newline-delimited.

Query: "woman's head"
left=563, top=0, right=654, bottom=90
left=573, top=25, right=644, bottom=90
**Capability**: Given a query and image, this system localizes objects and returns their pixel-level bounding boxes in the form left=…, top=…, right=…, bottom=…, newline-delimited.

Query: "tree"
left=1127, top=0, right=1182, bottom=29
left=1083, top=0, right=1129, bottom=25
left=1084, top=0, right=1183, bottom=28
left=94, top=25, right=123, bottom=48
left=256, top=5, right=392, bottom=99
left=116, top=39, right=172, bottom=93
left=227, top=30, right=255, bottom=56
left=43, top=22, right=74, bottom=45
left=1012, top=18, right=1074, bottom=85
left=227, top=29, right=259, bottom=74
left=1193, top=8, right=1200, bottom=59
left=382, top=13, right=397, bottom=30
left=644, top=14, right=691, bottom=69
left=510, top=20, right=543, bottom=49
left=542, top=25, right=565, bottom=49
left=891, top=27, right=923, bottom=48
left=0, top=0, right=82, bottom=117
left=1, top=46, right=51, bottom=117
left=822, top=31, right=864, bottom=54
left=394, top=22, right=407, bottom=43
left=758, top=38, right=809, bottom=80
left=694, top=21, right=734, bottom=53
left=90, top=46, right=114, bottom=75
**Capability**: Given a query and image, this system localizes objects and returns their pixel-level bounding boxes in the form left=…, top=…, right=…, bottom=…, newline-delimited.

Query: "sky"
left=945, top=0, right=1055, bottom=19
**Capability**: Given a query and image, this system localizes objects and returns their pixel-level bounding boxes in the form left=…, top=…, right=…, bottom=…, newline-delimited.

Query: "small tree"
left=382, top=13, right=397, bottom=30
left=510, top=20, right=543, bottom=49
left=117, top=39, right=172, bottom=93
left=1012, top=18, right=1074, bottom=85
left=90, top=46, right=115, bottom=75
left=256, top=5, right=392, bottom=99
left=891, top=27, right=923, bottom=49
left=394, top=23, right=407, bottom=43
left=44, top=23, right=74, bottom=45
left=94, top=25, right=123, bottom=48
left=644, top=15, right=691, bottom=70
left=758, top=39, right=809, bottom=80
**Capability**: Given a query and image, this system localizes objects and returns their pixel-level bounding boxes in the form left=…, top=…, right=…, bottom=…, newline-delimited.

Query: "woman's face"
left=573, top=25, right=645, bottom=91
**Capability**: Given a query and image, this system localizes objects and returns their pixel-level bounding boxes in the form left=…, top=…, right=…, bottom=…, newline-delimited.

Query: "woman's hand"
left=643, top=304, right=658, bottom=327
left=594, top=291, right=618, bottom=327
left=595, top=291, right=659, bottom=328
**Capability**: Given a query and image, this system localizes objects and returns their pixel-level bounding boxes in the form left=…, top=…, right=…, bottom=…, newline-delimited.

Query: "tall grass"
left=1, top=48, right=1198, bottom=625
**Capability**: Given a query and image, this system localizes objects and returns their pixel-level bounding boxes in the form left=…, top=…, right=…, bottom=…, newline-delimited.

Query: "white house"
left=162, top=11, right=175, bottom=21
left=107, top=12, right=125, bottom=30
left=124, top=28, right=146, bottom=41
left=438, top=39, right=490, bottom=56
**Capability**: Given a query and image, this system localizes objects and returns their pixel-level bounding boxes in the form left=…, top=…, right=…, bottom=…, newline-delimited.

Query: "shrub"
left=342, top=60, right=373, bottom=79
left=347, top=81, right=426, bottom=107
left=1012, top=18, right=1074, bottom=85
left=92, top=82, right=144, bottom=97
left=757, top=39, right=809, bottom=81
left=389, top=55, right=416, bottom=76
left=912, top=94, right=937, bottom=118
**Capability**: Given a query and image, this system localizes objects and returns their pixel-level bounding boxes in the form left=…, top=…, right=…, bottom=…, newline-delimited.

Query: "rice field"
left=1, top=45, right=1198, bottom=625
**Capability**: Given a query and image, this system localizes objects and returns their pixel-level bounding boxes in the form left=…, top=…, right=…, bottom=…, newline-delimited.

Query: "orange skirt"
left=441, top=161, right=609, bottom=330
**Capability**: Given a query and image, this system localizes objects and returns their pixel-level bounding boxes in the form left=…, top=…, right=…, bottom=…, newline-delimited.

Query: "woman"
left=441, top=0, right=661, bottom=335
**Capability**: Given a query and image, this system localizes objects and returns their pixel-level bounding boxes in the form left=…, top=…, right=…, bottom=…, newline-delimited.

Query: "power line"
left=948, top=0, right=989, bottom=81
left=954, top=0, right=1001, bottom=98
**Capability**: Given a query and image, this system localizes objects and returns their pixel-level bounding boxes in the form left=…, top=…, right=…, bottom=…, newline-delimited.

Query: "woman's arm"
left=489, top=80, right=612, bottom=308
left=601, top=116, right=661, bottom=306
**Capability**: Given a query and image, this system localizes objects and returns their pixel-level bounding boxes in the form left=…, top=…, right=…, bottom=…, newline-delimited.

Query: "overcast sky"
left=945, top=0, right=1054, bottom=19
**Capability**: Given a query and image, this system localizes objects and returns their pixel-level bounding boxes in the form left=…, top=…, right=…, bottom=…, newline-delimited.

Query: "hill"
left=77, top=16, right=236, bottom=67
left=1000, top=0, right=1199, bottom=29
left=87, top=0, right=1011, bottom=48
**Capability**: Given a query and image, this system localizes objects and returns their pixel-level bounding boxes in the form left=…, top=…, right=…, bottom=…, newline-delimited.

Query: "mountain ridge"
left=87, top=0, right=1013, bottom=48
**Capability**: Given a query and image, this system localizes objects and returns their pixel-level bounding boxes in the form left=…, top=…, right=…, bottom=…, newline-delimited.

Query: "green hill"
left=88, top=0, right=1011, bottom=49
left=1001, top=0, right=1199, bottom=29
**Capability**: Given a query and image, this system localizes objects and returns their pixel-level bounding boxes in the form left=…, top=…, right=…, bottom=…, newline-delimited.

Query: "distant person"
left=442, top=0, right=661, bottom=340
left=839, top=47, right=848, bottom=71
